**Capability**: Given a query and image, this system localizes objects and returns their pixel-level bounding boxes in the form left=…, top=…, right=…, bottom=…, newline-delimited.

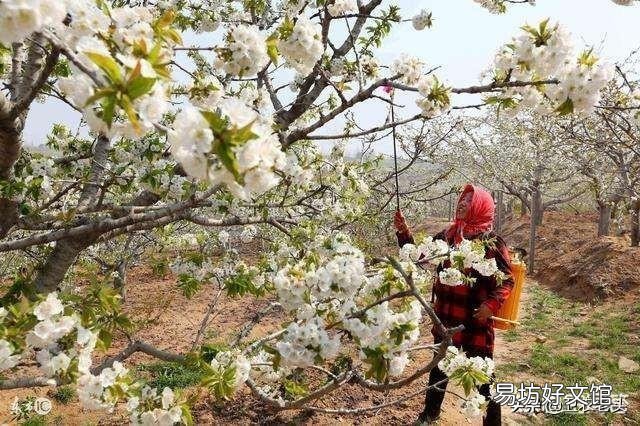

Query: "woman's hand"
left=394, top=210, right=411, bottom=235
left=473, top=303, right=493, bottom=322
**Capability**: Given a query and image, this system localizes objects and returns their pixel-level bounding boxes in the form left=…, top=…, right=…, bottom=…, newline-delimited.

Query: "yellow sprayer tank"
left=493, top=259, right=526, bottom=330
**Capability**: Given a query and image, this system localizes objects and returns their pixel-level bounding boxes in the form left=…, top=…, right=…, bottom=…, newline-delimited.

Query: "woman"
left=394, top=184, right=514, bottom=426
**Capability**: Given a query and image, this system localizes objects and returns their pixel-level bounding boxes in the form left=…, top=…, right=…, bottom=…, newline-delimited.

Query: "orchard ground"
left=1, top=212, right=638, bottom=425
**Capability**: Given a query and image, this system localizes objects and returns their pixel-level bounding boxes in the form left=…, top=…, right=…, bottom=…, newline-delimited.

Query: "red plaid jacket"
left=397, top=229, right=514, bottom=358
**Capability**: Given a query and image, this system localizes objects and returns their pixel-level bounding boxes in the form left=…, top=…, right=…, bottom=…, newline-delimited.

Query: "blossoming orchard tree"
left=0, top=0, right=635, bottom=423
left=555, top=56, right=640, bottom=244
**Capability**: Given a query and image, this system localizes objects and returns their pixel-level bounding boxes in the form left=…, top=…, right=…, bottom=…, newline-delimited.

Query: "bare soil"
left=502, top=211, right=640, bottom=302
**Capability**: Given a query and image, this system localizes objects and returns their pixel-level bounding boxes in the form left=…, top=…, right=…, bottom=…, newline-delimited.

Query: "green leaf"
left=212, top=139, right=242, bottom=182
left=178, top=274, right=202, bottom=299
left=278, top=16, right=295, bottom=40
left=484, top=95, right=519, bottom=113
left=362, top=346, right=389, bottom=383
left=229, top=121, right=258, bottom=146
left=148, top=42, right=163, bottom=63
left=18, top=203, right=31, bottom=215
left=200, top=110, right=229, bottom=134
left=84, top=88, right=116, bottom=108
left=539, top=18, right=551, bottom=37
left=578, top=48, right=598, bottom=67
left=266, top=33, right=279, bottom=65
left=156, top=9, right=176, bottom=29
left=120, top=94, right=140, bottom=130
left=97, top=328, right=112, bottom=350
left=181, top=405, right=194, bottom=426
left=284, top=379, right=308, bottom=398
left=555, top=97, right=574, bottom=116
left=127, top=75, right=157, bottom=100
left=101, top=95, right=116, bottom=127
left=201, top=365, right=237, bottom=400
left=461, top=373, right=474, bottom=395
left=85, top=52, right=123, bottom=84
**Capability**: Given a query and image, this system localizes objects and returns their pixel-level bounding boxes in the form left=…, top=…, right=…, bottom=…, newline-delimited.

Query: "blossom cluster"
left=77, top=361, right=131, bottom=410
left=0, top=0, right=67, bottom=45
left=272, top=233, right=366, bottom=319
left=216, top=25, right=270, bottom=77
left=240, top=225, right=258, bottom=243
left=205, top=349, right=252, bottom=398
left=398, top=235, right=449, bottom=265
left=327, top=0, right=358, bottom=16
left=53, top=4, right=178, bottom=139
left=438, top=346, right=495, bottom=418
left=2, top=155, right=57, bottom=205
left=278, top=15, right=325, bottom=75
left=412, top=9, right=433, bottom=31
left=633, top=89, right=640, bottom=126
left=254, top=231, right=432, bottom=382
left=416, top=75, right=452, bottom=118
left=473, top=0, right=508, bottom=14
left=168, top=98, right=287, bottom=200
left=23, top=293, right=98, bottom=378
left=391, top=54, right=425, bottom=86
left=400, top=237, right=503, bottom=287
left=343, top=300, right=422, bottom=377
left=491, top=20, right=613, bottom=115
left=127, top=386, right=185, bottom=426
left=2, top=293, right=192, bottom=421
left=170, top=255, right=217, bottom=283
left=276, top=318, right=341, bottom=367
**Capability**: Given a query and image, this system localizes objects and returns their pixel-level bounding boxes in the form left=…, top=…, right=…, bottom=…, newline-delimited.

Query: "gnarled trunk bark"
left=34, top=135, right=111, bottom=293
left=34, top=238, right=92, bottom=293
left=597, top=201, right=612, bottom=237
left=0, top=99, right=23, bottom=238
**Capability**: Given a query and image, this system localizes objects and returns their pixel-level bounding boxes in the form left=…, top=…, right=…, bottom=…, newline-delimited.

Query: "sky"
left=24, top=0, right=640, bottom=152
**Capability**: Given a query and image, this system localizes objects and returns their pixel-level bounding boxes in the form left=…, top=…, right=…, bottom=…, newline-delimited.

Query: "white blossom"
left=391, top=54, right=424, bottom=86
left=462, top=390, right=487, bottom=417
left=0, top=0, right=67, bottom=45
left=218, top=25, right=270, bottom=76
left=33, top=292, right=64, bottom=321
left=439, top=268, right=463, bottom=286
left=218, top=230, right=230, bottom=245
left=278, top=15, right=324, bottom=75
left=327, top=0, right=357, bottom=16
left=412, top=9, right=432, bottom=30
left=0, top=340, right=21, bottom=371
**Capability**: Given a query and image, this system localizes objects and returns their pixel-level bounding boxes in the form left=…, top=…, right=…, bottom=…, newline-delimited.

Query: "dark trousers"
left=421, top=350, right=501, bottom=425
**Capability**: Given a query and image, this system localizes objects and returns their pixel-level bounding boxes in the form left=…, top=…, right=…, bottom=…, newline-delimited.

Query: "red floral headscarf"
left=445, top=184, right=495, bottom=245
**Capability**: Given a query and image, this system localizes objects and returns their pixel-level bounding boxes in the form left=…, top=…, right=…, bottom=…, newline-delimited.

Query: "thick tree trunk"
left=597, top=201, right=612, bottom=237
left=33, top=136, right=111, bottom=294
left=34, top=238, right=92, bottom=293
left=520, top=198, right=527, bottom=217
left=631, top=199, right=640, bottom=247
left=527, top=185, right=542, bottom=273
left=0, top=101, right=23, bottom=239
left=532, top=188, right=544, bottom=226
left=0, top=36, right=52, bottom=238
